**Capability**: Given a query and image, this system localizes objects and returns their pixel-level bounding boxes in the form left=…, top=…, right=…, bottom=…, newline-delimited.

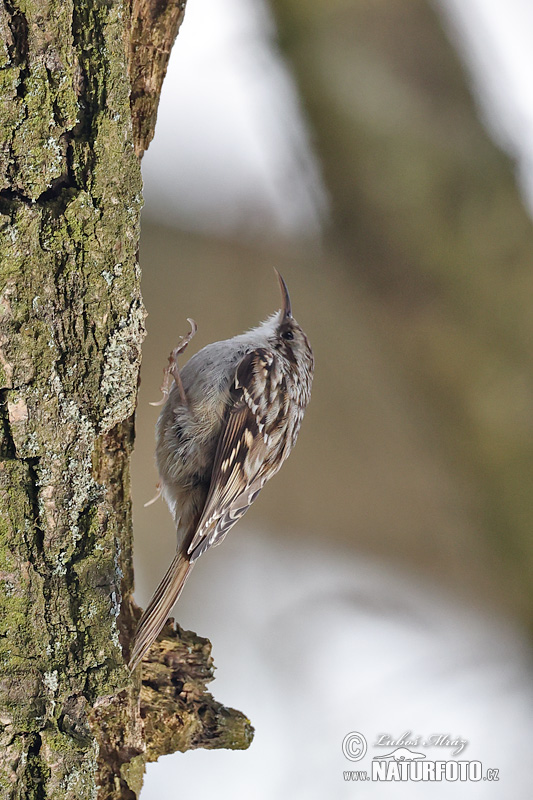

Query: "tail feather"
left=129, top=552, right=192, bottom=670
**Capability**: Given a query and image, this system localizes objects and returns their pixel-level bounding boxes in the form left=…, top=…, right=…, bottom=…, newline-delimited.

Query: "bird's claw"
left=149, top=319, right=198, bottom=406
left=174, top=318, right=198, bottom=356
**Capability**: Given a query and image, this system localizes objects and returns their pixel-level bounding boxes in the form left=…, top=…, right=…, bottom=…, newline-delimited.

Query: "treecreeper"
left=130, top=271, right=314, bottom=669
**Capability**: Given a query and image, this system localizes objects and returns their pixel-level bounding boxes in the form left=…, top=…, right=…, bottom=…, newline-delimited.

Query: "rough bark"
left=0, top=2, right=252, bottom=798
left=129, top=0, right=187, bottom=157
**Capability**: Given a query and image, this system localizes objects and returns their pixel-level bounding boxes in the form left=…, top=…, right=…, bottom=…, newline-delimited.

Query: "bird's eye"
left=282, top=330, right=294, bottom=341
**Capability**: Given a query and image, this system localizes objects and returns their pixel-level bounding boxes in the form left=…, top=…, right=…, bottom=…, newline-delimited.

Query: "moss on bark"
left=0, top=0, right=143, bottom=794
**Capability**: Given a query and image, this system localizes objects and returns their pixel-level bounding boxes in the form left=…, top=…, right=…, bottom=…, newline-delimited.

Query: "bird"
left=129, top=270, right=314, bottom=670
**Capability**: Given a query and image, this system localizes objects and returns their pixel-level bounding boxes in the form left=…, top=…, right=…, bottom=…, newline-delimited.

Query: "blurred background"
left=132, top=0, right=533, bottom=796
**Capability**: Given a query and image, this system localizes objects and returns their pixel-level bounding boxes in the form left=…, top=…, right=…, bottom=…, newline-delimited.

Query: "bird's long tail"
left=129, top=552, right=193, bottom=670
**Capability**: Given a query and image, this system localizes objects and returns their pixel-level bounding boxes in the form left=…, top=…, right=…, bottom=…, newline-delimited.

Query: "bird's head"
left=257, top=270, right=313, bottom=372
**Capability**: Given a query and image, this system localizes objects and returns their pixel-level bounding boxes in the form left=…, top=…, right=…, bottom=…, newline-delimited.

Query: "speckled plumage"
left=129, top=273, right=313, bottom=669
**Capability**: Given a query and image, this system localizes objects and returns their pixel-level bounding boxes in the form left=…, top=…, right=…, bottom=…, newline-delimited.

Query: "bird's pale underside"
left=129, top=271, right=314, bottom=669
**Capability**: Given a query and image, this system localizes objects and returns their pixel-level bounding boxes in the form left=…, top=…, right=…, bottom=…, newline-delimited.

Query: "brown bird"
left=129, top=271, right=314, bottom=669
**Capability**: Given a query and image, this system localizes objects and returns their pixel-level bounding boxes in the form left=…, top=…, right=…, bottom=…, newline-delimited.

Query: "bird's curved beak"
left=274, top=268, right=292, bottom=318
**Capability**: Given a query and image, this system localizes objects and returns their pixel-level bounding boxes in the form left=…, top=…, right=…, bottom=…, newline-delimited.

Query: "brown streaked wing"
left=187, top=348, right=285, bottom=561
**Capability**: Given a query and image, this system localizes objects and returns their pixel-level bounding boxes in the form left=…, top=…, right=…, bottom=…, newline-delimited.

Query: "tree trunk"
left=0, top=2, right=252, bottom=798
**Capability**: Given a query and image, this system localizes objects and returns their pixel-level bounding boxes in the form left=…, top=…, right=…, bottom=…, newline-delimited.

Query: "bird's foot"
left=149, top=319, right=198, bottom=407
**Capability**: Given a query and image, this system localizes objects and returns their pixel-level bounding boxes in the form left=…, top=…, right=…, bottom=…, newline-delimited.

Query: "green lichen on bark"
left=139, top=622, right=254, bottom=760
left=0, top=1, right=143, bottom=797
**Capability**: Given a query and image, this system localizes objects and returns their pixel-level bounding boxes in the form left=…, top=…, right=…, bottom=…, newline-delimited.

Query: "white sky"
left=141, top=0, right=327, bottom=239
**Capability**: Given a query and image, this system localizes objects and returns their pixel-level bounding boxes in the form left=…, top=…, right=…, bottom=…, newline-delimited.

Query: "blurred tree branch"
left=0, top=2, right=251, bottom=798
left=270, top=0, right=533, bottom=616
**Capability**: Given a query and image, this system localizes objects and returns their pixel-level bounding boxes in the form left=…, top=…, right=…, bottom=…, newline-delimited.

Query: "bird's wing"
left=187, top=347, right=288, bottom=562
